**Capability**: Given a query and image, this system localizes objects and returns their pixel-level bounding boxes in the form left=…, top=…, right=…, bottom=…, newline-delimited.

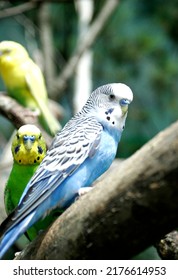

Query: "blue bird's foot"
left=78, top=187, right=93, bottom=197
left=75, top=187, right=93, bottom=202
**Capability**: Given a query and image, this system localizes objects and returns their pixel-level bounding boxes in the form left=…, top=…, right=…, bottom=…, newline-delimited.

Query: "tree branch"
left=51, top=0, right=120, bottom=98
left=38, top=3, right=56, bottom=90
left=0, top=2, right=37, bottom=19
left=156, top=231, right=178, bottom=259
left=0, top=93, right=52, bottom=147
left=16, top=120, right=178, bottom=260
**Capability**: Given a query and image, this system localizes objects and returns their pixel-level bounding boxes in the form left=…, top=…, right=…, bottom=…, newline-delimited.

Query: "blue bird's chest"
left=84, top=129, right=120, bottom=185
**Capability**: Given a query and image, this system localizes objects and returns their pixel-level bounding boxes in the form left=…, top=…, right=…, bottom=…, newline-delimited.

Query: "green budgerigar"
left=0, top=41, right=61, bottom=135
left=4, top=124, right=60, bottom=241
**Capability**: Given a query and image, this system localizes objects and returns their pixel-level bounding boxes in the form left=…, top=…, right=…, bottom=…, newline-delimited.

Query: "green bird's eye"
left=3, top=49, right=11, bottom=55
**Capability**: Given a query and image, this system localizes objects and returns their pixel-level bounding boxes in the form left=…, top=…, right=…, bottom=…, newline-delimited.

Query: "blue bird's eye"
left=120, top=99, right=130, bottom=106
left=109, top=94, right=115, bottom=100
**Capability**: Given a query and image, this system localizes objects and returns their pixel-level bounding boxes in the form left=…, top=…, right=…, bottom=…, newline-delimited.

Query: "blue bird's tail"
left=0, top=212, right=35, bottom=259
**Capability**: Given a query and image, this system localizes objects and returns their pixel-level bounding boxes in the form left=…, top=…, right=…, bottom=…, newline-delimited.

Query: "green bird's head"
left=0, top=40, right=29, bottom=70
left=12, top=124, right=46, bottom=165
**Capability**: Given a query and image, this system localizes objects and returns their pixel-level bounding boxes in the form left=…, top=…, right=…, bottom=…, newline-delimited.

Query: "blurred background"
left=0, top=0, right=178, bottom=259
left=0, top=0, right=178, bottom=157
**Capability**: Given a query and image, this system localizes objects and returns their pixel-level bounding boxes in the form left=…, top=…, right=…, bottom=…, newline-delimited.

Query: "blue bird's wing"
left=0, top=117, right=102, bottom=237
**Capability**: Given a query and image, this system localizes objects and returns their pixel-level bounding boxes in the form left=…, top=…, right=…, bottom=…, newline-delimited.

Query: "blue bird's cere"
left=0, top=83, right=133, bottom=258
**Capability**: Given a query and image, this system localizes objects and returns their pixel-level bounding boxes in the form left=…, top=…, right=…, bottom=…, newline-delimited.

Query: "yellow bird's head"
left=12, top=124, right=46, bottom=165
left=0, top=41, right=29, bottom=69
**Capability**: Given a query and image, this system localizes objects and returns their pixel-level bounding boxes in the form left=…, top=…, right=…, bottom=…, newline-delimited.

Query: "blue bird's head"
left=86, top=83, right=133, bottom=132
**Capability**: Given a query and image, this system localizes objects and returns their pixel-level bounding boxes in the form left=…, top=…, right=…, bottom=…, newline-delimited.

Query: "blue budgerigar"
left=0, top=83, right=133, bottom=258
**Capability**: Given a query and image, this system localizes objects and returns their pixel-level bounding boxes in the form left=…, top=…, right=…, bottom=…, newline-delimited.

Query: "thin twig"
left=0, top=2, right=37, bottom=19
left=51, top=0, right=120, bottom=98
left=38, top=3, right=56, bottom=90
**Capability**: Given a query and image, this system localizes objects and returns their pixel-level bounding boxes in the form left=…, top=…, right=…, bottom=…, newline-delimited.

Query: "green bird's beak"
left=23, top=135, right=35, bottom=151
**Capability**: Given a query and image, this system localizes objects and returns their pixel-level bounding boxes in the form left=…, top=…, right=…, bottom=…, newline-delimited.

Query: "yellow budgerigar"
left=0, top=41, right=61, bottom=135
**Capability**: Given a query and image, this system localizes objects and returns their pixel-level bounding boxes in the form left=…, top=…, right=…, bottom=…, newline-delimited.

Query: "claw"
left=78, top=187, right=93, bottom=196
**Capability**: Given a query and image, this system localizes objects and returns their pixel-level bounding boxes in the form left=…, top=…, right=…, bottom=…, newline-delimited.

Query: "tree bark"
left=156, top=231, right=178, bottom=259
left=16, top=120, right=178, bottom=260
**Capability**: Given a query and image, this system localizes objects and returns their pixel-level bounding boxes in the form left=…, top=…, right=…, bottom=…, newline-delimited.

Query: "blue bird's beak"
left=120, top=98, right=131, bottom=115
left=120, top=99, right=131, bottom=106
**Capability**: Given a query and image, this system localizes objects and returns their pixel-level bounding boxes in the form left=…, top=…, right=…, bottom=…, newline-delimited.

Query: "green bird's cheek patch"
left=14, top=145, right=20, bottom=154
left=38, top=146, right=43, bottom=154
